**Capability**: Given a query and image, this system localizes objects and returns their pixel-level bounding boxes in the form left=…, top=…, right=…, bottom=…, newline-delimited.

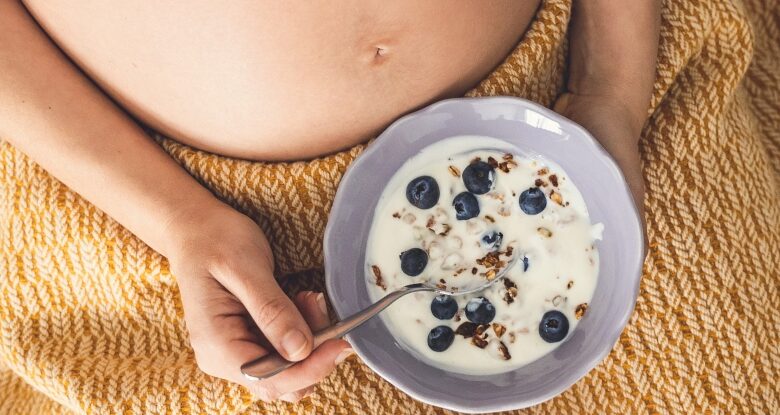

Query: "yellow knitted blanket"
left=1, top=0, right=778, bottom=413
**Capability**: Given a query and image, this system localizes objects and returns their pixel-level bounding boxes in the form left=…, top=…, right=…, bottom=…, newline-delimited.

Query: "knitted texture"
left=1, top=0, right=778, bottom=413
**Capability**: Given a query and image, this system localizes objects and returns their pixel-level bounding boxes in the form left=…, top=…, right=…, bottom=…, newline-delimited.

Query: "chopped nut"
left=503, top=293, right=514, bottom=304
left=498, top=341, right=512, bottom=360
left=371, top=265, right=386, bottom=290
left=455, top=322, right=477, bottom=338
left=454, top=268, right=466, bottom=276
left=425, top=216, right=449, bottom=235
left=535, top=178, right=547, bottom=187
left=476, top=251, right=501, bottom=268
left=537, top=167, right=549, bottom=175
left=575, top=303, right=589, bottom=320
left=470, top=156, right=482, bottom=164
left=505, top=246, right=514, bottom=257
left=503, top=290, right=517, bottom=304
left=448, top=165, right=461, bottom=177
left=549, top=174, right=559, bottom=187
left=497, top=156, right=518, bottom=172
left=454, top=312, right=462, bottom=322
left=502, top=153, right=514, bottom=161
left=485, top=269, right=497, bottom=281
left=486, top=156, right=499, bottom=168
left=392, top=212, right=401, bottom=219
left=492, top=323, right=507, bottom=338
left=537, top=227, right=553, bottom=238
left=471, top=335, right=489, bottom=349
left=567, top=280, right=574, bottom=289
left=475, top=324, right=490, bottom=336
left=550, top=190, right=564, bottom=206
left=502, top=279, right=518, bottom=304
left=484, top=215, right=495, bottom=223
left=402, top=213, right=416, bottom=224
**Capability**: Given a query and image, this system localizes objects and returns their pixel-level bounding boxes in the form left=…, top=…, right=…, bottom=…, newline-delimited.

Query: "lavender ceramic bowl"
left=324, top=96, right=644, bottom=413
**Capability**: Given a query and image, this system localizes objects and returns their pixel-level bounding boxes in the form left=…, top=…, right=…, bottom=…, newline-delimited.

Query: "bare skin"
left=20, top=0, right=536, bottom=160
left=0, top=0, right=659, bottom=403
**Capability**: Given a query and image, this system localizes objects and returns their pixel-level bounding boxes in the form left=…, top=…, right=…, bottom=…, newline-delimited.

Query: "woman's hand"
left=167, top=204, right=352, bottom=402
left=553, top=0, right=661, bottom=234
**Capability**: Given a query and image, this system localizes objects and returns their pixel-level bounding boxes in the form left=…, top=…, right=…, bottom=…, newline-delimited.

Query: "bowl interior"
left=324, top=97, right=644, bottom=413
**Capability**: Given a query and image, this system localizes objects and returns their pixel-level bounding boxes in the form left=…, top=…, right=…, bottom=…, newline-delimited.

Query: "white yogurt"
left=365, top=136, right=602, bottom=375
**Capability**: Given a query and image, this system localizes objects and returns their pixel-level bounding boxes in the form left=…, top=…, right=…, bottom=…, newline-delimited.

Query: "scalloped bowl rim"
left=323, top=96, right=644, bottom=413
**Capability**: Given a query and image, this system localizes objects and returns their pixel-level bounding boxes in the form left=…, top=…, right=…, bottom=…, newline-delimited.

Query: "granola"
left=365, top=139, right=602, bottom=374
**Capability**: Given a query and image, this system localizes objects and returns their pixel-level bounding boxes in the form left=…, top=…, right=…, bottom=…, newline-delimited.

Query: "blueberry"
left=523, top=256, right=529, bottom=272
left=427, top=326, right=455, bottom=352
left=481, top=231, right=503, bottom=250
left=519, top=187, right=547, bottom=215
left=465, top=297, right=496, bottom=324
left=462, top=161, right=495, bottom=194
left=430, top=295, right=458, bottom=320
left=452, top=192, right=480, bottom=220
left=406, top=176, right=440, bottom=209
left=539, top=310, right=569, bottom=343
left=399, top=248, right=428, bottom=276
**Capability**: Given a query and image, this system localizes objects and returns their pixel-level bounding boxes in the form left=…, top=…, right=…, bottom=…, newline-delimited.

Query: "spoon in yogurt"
left=240, top=253, right=519, bottom=380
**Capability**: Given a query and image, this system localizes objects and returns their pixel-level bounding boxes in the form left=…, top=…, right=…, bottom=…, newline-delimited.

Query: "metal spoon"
left=240, top=254, right=518, bottom=380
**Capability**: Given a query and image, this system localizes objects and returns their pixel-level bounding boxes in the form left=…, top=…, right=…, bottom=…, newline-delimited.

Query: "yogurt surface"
left=365, top=136, right=602, bottom=375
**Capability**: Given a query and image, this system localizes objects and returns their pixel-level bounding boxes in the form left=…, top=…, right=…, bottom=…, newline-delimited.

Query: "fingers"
left=248, top=336, right=350, bottom=399
left=294, top=291, right=331, bottom=331
left=179, top=263, right=352, bottom=401
left=177, top=274, right=273, bottom=385
left=246, top=291, right=352, bottom=400
left=275, top=292, right=348, bottom=404
left=217, top=263, right=314, bottom=362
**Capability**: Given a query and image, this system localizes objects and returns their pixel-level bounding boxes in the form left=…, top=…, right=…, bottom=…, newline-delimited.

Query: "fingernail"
left=334, top=347, right=355, bottom=365
left=315, top=293, right=328, bottom=316
left=282, top=329, right=309, bottom=359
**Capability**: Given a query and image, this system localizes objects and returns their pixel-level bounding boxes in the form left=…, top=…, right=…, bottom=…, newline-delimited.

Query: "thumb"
left=220, top=264, right=314, bottom=362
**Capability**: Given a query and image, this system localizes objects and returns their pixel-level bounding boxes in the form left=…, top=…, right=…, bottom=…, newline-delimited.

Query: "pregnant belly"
left=22, top=1, right=538, bottom=160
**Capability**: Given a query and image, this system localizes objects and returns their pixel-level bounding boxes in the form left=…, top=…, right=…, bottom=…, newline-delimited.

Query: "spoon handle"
left=240, top=283, right=431, bottom=380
